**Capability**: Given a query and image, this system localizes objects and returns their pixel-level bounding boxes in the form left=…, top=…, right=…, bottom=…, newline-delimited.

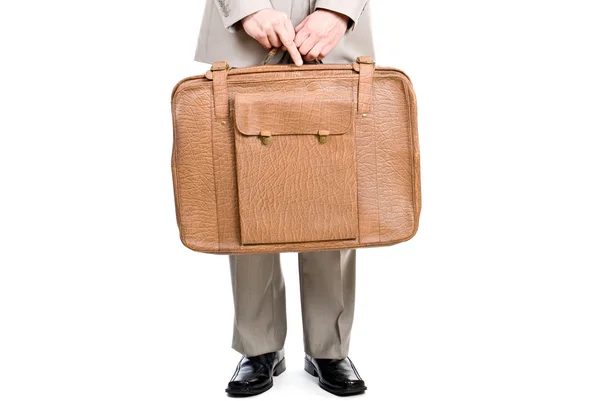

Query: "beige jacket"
left=194, top=0, right=374, bottom=67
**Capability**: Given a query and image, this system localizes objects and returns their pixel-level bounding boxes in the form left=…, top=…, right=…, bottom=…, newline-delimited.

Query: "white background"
left=1, top=1, right=599, bottom=400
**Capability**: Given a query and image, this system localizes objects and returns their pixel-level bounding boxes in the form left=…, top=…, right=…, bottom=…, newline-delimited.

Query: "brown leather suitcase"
left=170, top=54, right=421, bottom=254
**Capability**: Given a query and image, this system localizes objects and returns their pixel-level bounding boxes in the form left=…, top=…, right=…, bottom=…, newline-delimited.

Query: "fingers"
left=254, top=31, right=273, bottom=49
left=314, top=30, right=344, bottom=60
left=294, top=26, right=311, bottom=49
left=241, top=11, right=286, bottom=50
left=242, top=10, right=322, bottom=66
left=245, top=21, right=272, bottom=49
left=292, top=10, right=347, bottom=60
left=286, top=43, right=303, bottom=66
left=304, top=39, right=327, bottom=62
left=265, top=26, right=282, bottom=48
left=319, top=41, right=336, bottom=59
left=298, top=33, right=318, bottom=56
left=283, top=17, right=303, bottom=65
left=273, top=17, right=303, bottom=66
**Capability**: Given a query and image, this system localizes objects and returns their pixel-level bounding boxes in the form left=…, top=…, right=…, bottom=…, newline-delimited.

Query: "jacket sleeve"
left=314, top=0, right=369, bottom=31
left=212, top=0, right=273, bottom=32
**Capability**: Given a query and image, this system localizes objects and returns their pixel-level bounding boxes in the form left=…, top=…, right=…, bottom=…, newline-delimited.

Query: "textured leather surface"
left=234, top=91, right=358, bottom=245
left=234, top=91, right=353, bottom=137
left=171, top=59, right=421, bottom=254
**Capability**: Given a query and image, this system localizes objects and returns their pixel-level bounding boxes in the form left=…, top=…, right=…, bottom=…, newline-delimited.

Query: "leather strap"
left=356, top=56, right=375, bottom=114
left=210, top=61, right=230, bottom=120
left=263, top=47, right=280, bottom=65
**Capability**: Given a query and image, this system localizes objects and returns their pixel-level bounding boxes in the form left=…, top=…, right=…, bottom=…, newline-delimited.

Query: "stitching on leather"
left=229, top=77, right=355, bottom=85
left=356, top=76, right=381, bottom=241
left=373, top=109, right=381, bottom=241
left=224, top=70, right=410, bottom=84
left=209, top=90, right=221, bottom=250
left=170, top=68, right=410, bottom=97
left=352, top=113, right=361, bottom=243
left=224, top=65, right=354, bottom=77
left=373, top=78, right=381, bottom=240
left=171, top=97, right=185, bottom=243
left=402, top=79, right=419, bottom=236
left=174, top=72, right=409, bottom=98
left=233, top=91, right=354, bottom=136
left=352, top=75, right=381, bottom=242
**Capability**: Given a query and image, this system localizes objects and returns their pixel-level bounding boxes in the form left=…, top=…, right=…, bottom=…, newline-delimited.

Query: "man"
left=193, top=0, right=375, bottom=396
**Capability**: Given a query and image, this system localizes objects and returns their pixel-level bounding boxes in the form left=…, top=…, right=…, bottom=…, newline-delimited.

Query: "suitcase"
left=170, top=52, right=421, bottom=254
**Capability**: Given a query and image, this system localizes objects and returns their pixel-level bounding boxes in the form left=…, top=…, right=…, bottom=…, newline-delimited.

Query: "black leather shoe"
left=304, top=354, right=367, bottom=396
left=225, top=350, right=286, bottom=397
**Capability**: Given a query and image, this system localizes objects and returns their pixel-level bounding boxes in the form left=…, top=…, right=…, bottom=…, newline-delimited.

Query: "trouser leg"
left=228, top=253, right=287, bottom=357
left=298, top=248, right=357, bottom=359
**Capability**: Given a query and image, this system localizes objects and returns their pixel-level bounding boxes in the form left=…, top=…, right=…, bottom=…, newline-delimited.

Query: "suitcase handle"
left=262, top=47, right=323, bottom=65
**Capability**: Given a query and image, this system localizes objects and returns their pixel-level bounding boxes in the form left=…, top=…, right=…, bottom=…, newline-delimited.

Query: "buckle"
left=259, top=130, right=273, bottom=146
left=355, top=56, right=375, bottom=64
left=211, top=62, right=230, bottom=71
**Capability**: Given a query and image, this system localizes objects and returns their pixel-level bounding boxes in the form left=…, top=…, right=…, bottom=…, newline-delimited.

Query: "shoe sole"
left=304, top=358, right=367, bottom=396
left=225, top=358, right=286, bottom=397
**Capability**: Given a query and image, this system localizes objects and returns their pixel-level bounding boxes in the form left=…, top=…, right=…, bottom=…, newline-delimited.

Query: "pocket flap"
left=234, top=91, right=354, bottom=136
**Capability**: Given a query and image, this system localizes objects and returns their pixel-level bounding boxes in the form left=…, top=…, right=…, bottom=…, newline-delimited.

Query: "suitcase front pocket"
left=233, top=91, right=358, bottom=245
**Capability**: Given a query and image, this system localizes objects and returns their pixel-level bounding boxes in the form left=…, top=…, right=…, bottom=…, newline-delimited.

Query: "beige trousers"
left=228, top=249, right=356, bottom=358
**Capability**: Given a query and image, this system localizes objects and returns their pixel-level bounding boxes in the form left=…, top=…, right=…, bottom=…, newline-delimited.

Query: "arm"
left=314, top=0, right=369, bottom=31
left=213, top=0, right=273, bottom=32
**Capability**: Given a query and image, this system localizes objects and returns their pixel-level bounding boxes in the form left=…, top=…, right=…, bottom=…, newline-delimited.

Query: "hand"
left=294, top=9, right=349, bottom=62
left=241, top=8, right=303, bottom=66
